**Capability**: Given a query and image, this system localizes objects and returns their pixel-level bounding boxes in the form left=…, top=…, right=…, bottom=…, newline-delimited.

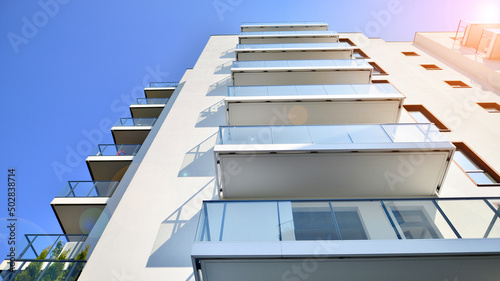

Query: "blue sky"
left=1, top=0, right=500, bottom=257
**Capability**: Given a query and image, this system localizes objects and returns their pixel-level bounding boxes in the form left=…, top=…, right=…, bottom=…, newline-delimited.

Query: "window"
left=353, top=49, right=369, bottom=59
left=452, top=142, right=500, bottom=186
left=445, top=80, right=471, bottom=88
left=368, top=62, right=388, bottom=75
left=292, top=203, right=367, bottom=241
left=421, top=64, right=442, bottom=70
left=371, top=79, right=390, bottom=84
left=477, top=102, right=500, bottom=113
left=339, top=38, right=356, bottom=46
left=402, top=51, right=419, bottom=56
left=404, top=105, right=451, bottom=132
left=392, top=209, right=441, bottom=239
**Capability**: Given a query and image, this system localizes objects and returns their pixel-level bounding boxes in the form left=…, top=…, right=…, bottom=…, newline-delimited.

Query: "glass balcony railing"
left=1, top=234, right=89, bottom=281
left=236, top=42, right=352, bottom=51
left=114, top=118, right=156, bottom=127
left=239, top=31, right=338, bottom=37
left=195, top=198, right=500, bottom=242
left=90, top=144, right=141, bottom=156
left=241, top=21, right=328, bottom=27
left=217, top=124, right=445, bottom=146
left=148, top=82, right=178, bottom=88
left=227, top=84, right=402, bottom=97
left=232, top=59, right=371, bottom=70
left=56, top=181, right=119, bottom=198
left=134, top=98, right=168, bottom=105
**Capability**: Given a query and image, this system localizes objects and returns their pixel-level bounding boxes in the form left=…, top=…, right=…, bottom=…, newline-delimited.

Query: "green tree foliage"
left=13, top=247, right=50, bottom=281
left=67, top=245, right=90, bottom=281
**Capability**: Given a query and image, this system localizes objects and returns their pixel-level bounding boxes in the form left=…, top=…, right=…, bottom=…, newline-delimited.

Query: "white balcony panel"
left=232, top=60, right=373, bottom=86
left=236, top=43, right=353, bottom=61
left=214, top=124, right=455, bottom=198
left=111, top=126, right=152, bottom=144
left=225, top=84, right=404, bottom=125
left=51, top=198, right=108, bottom=234
left=226, top=101, right=402, bottom=125
left=130, top=104, right=165, bottom=118
left=86, top=156, right=134, bottom=181
left=241, top=21, right=329, bottom=32
left=239, top=31, right=339, bottom=44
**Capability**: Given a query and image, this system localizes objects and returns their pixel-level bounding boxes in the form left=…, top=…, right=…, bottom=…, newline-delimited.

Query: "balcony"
left=130, top=98, right=168, bottom=118
left=214, top=124, right=455, bottom=198
left=144, top=82, right=178, bottom=98
left=235, top=43, right=354, bottom=61
left=50, top=181, right=118, bottom=234
left=225, top=84, right=405, bottom=125
left=2, top=234, right=90, bottom=281
left=86, top=144, right=140, bottom=181
left=241, top=21, right=329, bottom=32
left=192, top=198, right=500, bottom=281
left=111, top=118, right=156, bottom=144
left=239, top=31, right=339, bottom=44
left=231, top=60, right=372, bottom=86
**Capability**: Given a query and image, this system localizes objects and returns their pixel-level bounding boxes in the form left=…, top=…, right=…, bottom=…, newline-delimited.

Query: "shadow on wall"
left=178, top=133, right=217, bottom=177
left=207, top=76, right=232, bottom=96
left=146, top=179, right=217, bottom=268
left=214, top=60, right=233, bottom=75
left=195, top=100, right=225, bottom=127
left=220, top=47, right=235, bottom=59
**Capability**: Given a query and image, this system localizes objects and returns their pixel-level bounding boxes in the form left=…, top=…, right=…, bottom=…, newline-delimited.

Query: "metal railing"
left=90, top=144, right=141, bottom=156
left=148, top=82, right=178, bottom=88
left=56, top=181, right=119, bottom=198
left=114, top=118, right=156, bottom=127
left=134, top=98, right=168, bottom=105
left=2, top=234, right=89, bottom=281
left=196, top=197, right=500, bottom=242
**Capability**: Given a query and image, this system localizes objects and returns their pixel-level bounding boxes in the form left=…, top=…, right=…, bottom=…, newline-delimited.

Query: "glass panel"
left=323, top=84, right=357, bottom=95
left=222, top=202, right=279, bottom=241
left=345, top=125, right=391, bottom=143
left=437, top=199, right=500, bottom=238
left=453, top=151, right=481, bottom=171
left=384, top=200, right=457, bottom=239
left=382, top=124, right=440, bottom=142
left=278, top=201, right=296, bottom=241
left=292, top=202, right=339, bottom=240
left=331, top=201, right=398, bottom=240
left=202, top=202, right=225, bottom=241
left=272, top=126, right=311, bottom=144
left=408, top=111, right=431, bottom=123
left=375, top=83, right=400, bottom=94
left=295, top=85, right=324, bottom=95
left=351, top=84, right=382, bottom=96
left=308, top=125, right=351, bottom=144
left=468, top=172, right=496, bottom=184
left=268, top=85, right=297, bottom=96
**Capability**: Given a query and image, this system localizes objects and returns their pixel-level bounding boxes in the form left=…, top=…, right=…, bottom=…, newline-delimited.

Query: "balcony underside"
left=51, top=198, right=107, bottom=234
left=130, top=104, right=165, bottom=118
left=236, top=49, right=353, bottom=61
left=216, top=147, right=453, bottom=198
left=225, top=99, right=403, bottom=125
left=86, top=157, right=133, bottom=181
left=193, top=239, right=500, bottom=281
left=111, top=127, right=152, bottom=144
left=239, top=37, right=339, bottom=44
left=144, top=87, right=175, bottom=98
left=232, top=70, right=372, bottom=86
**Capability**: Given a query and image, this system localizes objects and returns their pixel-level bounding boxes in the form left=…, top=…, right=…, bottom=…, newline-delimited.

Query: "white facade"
left=50, top=23, right=500, bottom=281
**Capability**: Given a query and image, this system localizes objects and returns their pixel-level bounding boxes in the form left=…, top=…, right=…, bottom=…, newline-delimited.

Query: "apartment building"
left=3, top=21, right=500, bottom=281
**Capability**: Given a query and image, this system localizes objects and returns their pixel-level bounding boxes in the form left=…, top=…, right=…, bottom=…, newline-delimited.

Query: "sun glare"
left=476, top=2, right=500, bottom=22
